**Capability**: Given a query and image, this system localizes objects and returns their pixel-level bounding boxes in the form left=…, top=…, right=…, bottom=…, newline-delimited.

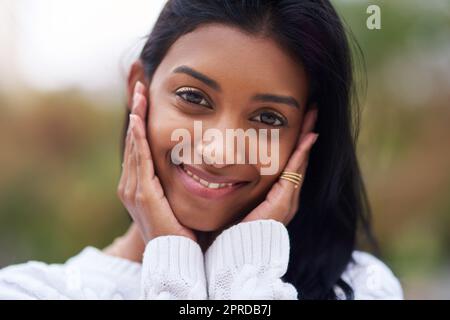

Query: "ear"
left=126, top=60, right=149, bottom=112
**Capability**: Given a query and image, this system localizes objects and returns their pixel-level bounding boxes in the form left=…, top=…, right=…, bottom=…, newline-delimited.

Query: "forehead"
left=153, top=23, right=309, bottom=104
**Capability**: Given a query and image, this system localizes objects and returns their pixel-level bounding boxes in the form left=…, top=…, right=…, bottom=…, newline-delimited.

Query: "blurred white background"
left=0, top=0, right=165, bottom=97
left=1, top=0, right=449, bottom=299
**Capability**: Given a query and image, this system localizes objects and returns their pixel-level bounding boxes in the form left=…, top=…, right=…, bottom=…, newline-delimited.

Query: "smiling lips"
left=176, top=162, right=248, bottom=199
left=180, top=163, right=246, bottom=189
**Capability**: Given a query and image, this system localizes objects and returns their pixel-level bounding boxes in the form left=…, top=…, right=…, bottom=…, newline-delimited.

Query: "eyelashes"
left=249, top=111, right=286, bottom=127
left=174, top=87, right=288, bottom=127
left=175, top=87, right=212, bottom=108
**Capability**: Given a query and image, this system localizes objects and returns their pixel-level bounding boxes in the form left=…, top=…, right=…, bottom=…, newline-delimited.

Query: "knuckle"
left=277, top=202, right=290, bottom=214
left=299, top=143, right=309, bottom=154
left=137, top=152, right=150, bottom=167
left=135, top=153, right=141, bottom=166
left=116, top=185, right=124, bottom=199
left=298, top=160, right=309, bottom=173
left=135, top=192, right=147, bottom=206
left=123, top=189, right=134, bottom=203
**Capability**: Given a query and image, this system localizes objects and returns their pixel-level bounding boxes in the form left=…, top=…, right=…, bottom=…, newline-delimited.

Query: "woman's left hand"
left=241, top=107, right=319, bottom=226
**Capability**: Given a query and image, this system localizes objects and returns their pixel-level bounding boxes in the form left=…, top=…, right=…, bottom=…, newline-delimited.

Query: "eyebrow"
left=172, top=65, right=301, bottom=109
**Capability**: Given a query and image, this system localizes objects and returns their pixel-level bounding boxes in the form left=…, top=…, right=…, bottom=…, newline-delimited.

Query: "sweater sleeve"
left=204, top=219, right=404, bottom=300
left=140, top=235, right=207, bottom=299
left=0, top=236, right=207, bottom=300
left=0, top=261, right=74, bottom=299
left=337, top=250, right=404, bottom=300
left=204, top=219, right=298, bottom=300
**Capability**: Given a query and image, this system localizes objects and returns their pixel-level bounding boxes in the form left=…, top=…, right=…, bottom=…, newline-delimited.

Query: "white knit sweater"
left=0, top=219, right=403, bottom=300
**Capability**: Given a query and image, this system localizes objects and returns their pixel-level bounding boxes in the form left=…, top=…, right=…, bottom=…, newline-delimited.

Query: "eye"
left=251, top=111, right=287, bottom=127
left=175, top=87, right=212, bottom=108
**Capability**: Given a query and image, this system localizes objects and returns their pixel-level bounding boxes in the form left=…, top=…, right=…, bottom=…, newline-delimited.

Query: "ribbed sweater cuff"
left=142, top=235, right=206, bottom=285
left=205, top=219, right=290, bottom=276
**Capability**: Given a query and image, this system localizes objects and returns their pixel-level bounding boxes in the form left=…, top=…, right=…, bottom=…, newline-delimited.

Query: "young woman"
left=0, top=0, right=403, bottom=299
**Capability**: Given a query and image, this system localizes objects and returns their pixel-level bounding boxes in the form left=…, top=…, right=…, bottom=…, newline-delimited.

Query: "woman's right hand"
left=117, top=81, right=197, bottom=244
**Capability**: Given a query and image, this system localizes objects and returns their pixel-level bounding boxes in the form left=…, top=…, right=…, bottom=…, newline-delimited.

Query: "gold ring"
left=279, top=171, right=303, bottom=189
left=280, top=171, right=303, bottom=182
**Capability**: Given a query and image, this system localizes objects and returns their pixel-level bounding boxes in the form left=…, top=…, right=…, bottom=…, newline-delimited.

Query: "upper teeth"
left=181, top=166, right=235, bottom=189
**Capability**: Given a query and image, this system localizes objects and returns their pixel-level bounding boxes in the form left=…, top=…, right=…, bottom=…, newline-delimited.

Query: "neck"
left=195, top=229, right=220, bottom=253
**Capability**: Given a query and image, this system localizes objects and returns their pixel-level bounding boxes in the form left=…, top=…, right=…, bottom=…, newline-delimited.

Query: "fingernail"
left=132, top=93, right=140, bottom=111
left=312, top=133, right=319, bottom=145
left=135, top=81, right=146, bottom=98
left=128, top=114, right=133, bottom=134
left=131, top=114, right=139, bottom=132
left=137, top=81, right=145, bottom=91
left=132, top=82, right=141, bottom=110
left=134, top=81, right=141, bottom=93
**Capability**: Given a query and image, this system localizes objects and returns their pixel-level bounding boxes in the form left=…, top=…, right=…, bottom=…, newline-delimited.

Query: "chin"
left=178, top=217, right=223, bottom=232
left=173, top=208, right=232, bottom=232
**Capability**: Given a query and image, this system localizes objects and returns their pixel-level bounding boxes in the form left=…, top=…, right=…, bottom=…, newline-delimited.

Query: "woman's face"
left=137, top=24, right=309, bottom=232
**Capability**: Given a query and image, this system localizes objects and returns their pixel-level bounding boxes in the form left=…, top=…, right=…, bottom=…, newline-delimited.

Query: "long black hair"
left=121, top=0, right=377, bottom=299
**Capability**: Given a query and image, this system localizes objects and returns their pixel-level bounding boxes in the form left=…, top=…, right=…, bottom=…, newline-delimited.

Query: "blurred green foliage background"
left=0, top=0, right=449, bottom=298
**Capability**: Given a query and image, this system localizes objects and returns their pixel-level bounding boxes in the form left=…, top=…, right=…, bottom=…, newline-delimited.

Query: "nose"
left=195, top=134, right=229, bottom=168
left=194, top=126, right=246, bottom=168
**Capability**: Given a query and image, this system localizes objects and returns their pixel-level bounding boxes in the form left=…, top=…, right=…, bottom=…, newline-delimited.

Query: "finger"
left=245, top=112, right=318, bottom=224
left=125, top=122, right=138, bottom=201
left=262, top=131, right=317, bottom=208
left=276, top=107, right=318, bottom=192
left=131, top=81, right=147, bottom=121
left=284, top=132, right=318, bottom=175
left=132, top=114, right=155, bottom=192
left=118, top=115, right=134, bottom=193
left=275, top=132, right=317, bottom=210
left=283, top=133, right=318, bottom=224
left=298, top=106, right=318, bottom=142
left=284, top=178, right=302, bottom=225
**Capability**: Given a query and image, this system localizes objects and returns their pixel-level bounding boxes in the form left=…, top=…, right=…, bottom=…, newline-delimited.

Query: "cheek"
left=279, top=128, right=300, bottom=162
left=147, top=95, right=181, bottom=147
left=277, top=142, right=295, bottom=170
left=253, top=132, right=298, bottom=176
left=147, top=103, right=197, bottom=167
left=147, top=111, right=172, bottom=157
left=145, top=110, right=176, bottom=176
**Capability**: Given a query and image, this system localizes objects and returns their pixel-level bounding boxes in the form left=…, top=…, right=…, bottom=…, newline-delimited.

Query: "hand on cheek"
left=117, top=81, right=198, bottom=244
left=242, top=107, right=319, bottom=226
